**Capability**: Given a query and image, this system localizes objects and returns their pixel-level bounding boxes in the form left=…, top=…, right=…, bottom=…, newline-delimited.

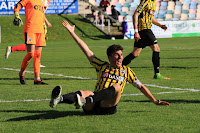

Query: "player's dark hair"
left=107, top=44, right=123, bottom=56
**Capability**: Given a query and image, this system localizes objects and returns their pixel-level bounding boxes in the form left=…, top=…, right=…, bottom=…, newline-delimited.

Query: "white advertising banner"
left=171, top=20, right=200, bottom=33
left=126, top=21, right=172, bottom=39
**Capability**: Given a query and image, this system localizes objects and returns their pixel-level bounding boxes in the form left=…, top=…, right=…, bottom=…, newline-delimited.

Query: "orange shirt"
left=14, top=0, right=45, bottom=33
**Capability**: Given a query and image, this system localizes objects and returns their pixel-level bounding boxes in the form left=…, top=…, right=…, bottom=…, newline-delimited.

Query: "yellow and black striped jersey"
left=136, top=0, right=156, bottom=31
left=90, top=57, right=141, bottom=93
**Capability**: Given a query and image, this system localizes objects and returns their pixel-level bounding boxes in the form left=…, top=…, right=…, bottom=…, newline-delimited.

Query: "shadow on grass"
left=1, top=110, right=84, bottom=122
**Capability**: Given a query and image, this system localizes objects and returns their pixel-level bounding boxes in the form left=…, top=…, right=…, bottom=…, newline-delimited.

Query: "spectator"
left=121, top=16, right=128, bottom=38
left=100, top=0, right=110, bottom=11
left=110, top=5, right=120, bottom=26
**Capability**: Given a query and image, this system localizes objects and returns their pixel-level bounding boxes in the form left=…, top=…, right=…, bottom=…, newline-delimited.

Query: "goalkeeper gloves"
left=44, top=23, right=48, bottom=40
left=13, top=12, right=23, bottom=27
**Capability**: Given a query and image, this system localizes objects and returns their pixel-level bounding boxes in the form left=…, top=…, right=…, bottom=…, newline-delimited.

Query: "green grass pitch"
left=0, top=15, right=200, bottom=133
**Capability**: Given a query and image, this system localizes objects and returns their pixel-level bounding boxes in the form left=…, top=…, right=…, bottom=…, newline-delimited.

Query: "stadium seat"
left=190, top=5, right=197, bottom=9
left=165, top=14, right=172, bottom=20
left=175, top=1, right=182, bottom=6
left=119, top=0, right=126, bottom=5
left=180, top=13, right=188, bottom=20
left=161, top=1, right=168, bottom=7
left=168, top=1, right=175, bottom=6
left=120, top=11, right=127, bottom=16
left=111, top=0, right=118, bottom=5
left=157, top=14, right=165, bottom=19
left=189, top=9, right=196, bottom=14
left=182, top=5, right=189, bottom=10
left=115, top=3, right=122, bottom=12
left=96, top=0, right=101, bottom=6
left=180, top=0, right=185, bottom=4
left=126, top=0, right=133, bottom=4
left=166, top=10, right=173, bottom=14
left=133, top=0, right=140, bottom=5
left=175, top=5, right=182, bottom=10
left=183, top=0, right=190, bottom=6
left=173, top=14, right=180, bottom=20
left=174, top=9, right=181, bottom=15
left=130, top=2, right=138, bottom=8
left=188, top=13, right=196, bottom=20
left=122, top=7, right=129, bottom=14
left=89, top=0, right=97, bottom=6
left=167, top=5, right=175, bottom=11
left=159, top=9, right=166, bottom=15
left=182, top=10, right=189, bottom=14
left=197, top=5, right=200, bottom=9
left=123, top=3, right=130, bottom=8
left=160, top=6, right=167, bottom=10
left=196, top=13, right=200, bottom=19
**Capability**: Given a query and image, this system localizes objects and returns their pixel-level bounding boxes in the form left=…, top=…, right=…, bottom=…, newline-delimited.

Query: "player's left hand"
left=161, top=25, right=167, bottom=31
left=154, top=99, right=170, bottom=107
left=13, top=12, right=23, bottom=27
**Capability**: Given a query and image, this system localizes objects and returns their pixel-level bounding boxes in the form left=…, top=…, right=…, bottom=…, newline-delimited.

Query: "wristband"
left=134, top=29, right=138, bottom=33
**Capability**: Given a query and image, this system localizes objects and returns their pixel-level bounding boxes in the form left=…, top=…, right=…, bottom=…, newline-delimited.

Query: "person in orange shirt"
left=5, top=0, right=51, bottom=68
left=13, top=0, right=49, bottom=85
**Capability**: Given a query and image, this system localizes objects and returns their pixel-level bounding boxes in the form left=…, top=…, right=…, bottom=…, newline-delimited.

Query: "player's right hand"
left=134, top=32, right=141, bottom=42
left=13, top=12, right=23, bottom=27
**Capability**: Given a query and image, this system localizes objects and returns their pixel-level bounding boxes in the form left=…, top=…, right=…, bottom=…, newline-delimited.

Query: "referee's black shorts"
left=83, top=101, right=117, bottom=115
left=134, top=29, right=157, bottom=49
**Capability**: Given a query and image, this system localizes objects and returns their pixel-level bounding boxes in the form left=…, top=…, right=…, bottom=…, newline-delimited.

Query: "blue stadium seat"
left=188, top=13, right=195, bottom=20
left=159, top=9, right=166, bottom=15
left=120, top=11, right=127, bottom=16
left=167, top=10, right=173, bottom=14
left=182, top=10, right=189, bottom=14
left=160, top=1, right=168, bottom=7
left=175, top=5, right=182, bottom=10
left=123, top=3, right=130, bottom=8
left=157, top=14, right=165, bottom=19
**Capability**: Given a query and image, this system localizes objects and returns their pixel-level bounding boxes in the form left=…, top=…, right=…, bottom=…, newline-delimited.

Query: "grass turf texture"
left=0, top=14, right=200, bottom=133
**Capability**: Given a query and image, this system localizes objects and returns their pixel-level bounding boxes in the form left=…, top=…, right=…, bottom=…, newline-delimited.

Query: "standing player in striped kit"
left=122, top=0, right=170, bottom=79
left=13, top=0, right=49, bottom=85
left=49, top=20, right=170, bottom=115
left=5, top=0, right=51, bottom=68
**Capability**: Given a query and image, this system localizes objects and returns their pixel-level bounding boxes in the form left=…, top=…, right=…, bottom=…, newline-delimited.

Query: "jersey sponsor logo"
left=120, top=69, right=125, bottom=75
left=34, top=5, right=44, bottom=12
left=28, top=37, right=32, bottom=42
left=102, top=72, right=125, bottom=83
left=149, top=10, right=153, bottom=15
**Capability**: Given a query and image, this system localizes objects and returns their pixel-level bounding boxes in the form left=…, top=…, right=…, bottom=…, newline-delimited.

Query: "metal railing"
left=79, top=0, right=130, bottom=39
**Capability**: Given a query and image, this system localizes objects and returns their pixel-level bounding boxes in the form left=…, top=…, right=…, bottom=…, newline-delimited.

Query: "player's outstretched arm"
left=152, top=18, right=167, bottom=31
left=137, top=84, right=170, bottom=107
left=62, top=20, right=95, bottom=63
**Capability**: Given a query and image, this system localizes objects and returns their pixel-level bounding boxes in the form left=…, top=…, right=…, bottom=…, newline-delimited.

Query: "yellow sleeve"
left=136, top=0, right=148, bottom=13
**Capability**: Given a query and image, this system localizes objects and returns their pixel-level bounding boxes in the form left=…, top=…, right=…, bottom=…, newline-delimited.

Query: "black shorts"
left=83, top=101, right=117, bottom=115
left=134, top=29, right=157, bottom=48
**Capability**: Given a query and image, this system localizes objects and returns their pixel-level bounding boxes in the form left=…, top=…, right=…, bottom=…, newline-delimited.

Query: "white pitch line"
left=0, top=91, right=190, bottom=103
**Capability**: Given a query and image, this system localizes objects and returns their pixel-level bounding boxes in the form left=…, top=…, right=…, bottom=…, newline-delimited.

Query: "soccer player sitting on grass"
left=49, top=20, right=170, bottom=115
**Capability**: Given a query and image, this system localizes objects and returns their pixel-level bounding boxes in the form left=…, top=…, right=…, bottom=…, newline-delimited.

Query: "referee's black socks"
left=85, top=86, right=116, bottom=104
left=122, top=53, right=135, bottom=66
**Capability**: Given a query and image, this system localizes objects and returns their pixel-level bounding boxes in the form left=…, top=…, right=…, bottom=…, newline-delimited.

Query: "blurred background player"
left=49, top=20, right=170, bottom=115
left=5, top=0, right=51, bottom=68
left=13, top=0, right=49, bottom=85
left=122, top=0, right=170, bottom=79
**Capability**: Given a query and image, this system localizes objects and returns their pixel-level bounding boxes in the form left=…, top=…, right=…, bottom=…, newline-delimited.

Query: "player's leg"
left=122, top=47, right=142, bottom=66
left=33, top=33, right=48, bottom=85
left=49, top=86, right=94, bottom=108
left=150, top=44, right=170, bottom=79
left=5, top=44, right=27, bottom=59
left=19, top=44, right=35, bottom=84
left=77, top=83, right=121, bottom=109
